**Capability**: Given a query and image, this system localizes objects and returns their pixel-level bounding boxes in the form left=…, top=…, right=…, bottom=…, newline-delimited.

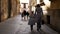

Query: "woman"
left=35, top=4, right=43, bottom=31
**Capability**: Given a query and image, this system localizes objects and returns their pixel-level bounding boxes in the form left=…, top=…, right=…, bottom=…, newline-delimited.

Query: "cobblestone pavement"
left=0, top=15, right=59, bottom=34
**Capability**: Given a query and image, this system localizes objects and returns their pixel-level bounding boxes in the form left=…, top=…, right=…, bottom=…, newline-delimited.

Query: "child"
left=28, top=11, right=35, bottom=31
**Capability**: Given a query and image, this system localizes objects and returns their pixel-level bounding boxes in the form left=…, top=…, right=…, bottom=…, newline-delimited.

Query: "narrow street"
left=0, top=15, right=58, bottom=34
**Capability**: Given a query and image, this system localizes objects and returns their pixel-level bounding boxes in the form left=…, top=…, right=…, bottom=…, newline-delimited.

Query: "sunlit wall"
left=37, top=0, right=40, bottom=4
left=43, top=0, right=51, bottom=8
left=41, top=0, right=51, bottom=15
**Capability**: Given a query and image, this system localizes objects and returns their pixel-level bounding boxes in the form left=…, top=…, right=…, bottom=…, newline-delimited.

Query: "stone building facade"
left=47, top=0, right=60, bottom=32
left=0, top=0, right=20, bottom=22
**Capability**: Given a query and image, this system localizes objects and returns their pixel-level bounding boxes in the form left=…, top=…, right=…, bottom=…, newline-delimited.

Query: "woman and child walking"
left=28, top=4, right=43, bottom=31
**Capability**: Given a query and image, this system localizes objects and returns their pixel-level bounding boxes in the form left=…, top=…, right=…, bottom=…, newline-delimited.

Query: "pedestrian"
left=26, top=11, right=29, bottom=20
left=28, top=11, right=35, bottom=31
left=35, top=4, right=43, bottom=31
left=21, top=10, right=26, bottom=20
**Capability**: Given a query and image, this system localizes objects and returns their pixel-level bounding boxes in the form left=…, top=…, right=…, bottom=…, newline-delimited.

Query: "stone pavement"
left=0, top=15, right=59, bottom=34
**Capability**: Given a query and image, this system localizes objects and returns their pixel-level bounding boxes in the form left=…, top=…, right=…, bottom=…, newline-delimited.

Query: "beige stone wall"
left=50, top=9, right=60, bottom=32
left=50, top=0, right=60, bottom=9
left=11, top=0, right=17, bottom=17
left=0, top=0, right=20, bottom=22
left=11, top=0, right=20, bottom=17
left=1, top=0, right=8, bottom=21
left=17, top=0, right=20, bottom=14
left=31, top=0, right=37, bottom=6
left=47, top=0, right=60, bottom=32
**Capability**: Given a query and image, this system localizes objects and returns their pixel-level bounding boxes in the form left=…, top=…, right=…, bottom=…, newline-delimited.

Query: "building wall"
left=1, top=0, right=8, bottom=21
left=0, top=0, right=20, bottom=22
left=47, top=0, right=60, bottom=32
left=0, top=0, right=1, bottom=22
left=11, top=0, right=17, bottom=17
left=17, top=0, right=20, bottom=14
